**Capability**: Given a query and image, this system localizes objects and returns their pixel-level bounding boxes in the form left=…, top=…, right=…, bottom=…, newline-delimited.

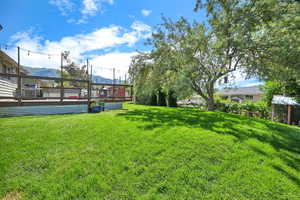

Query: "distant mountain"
left=24, top=66, right=59, bottom=78
left=92, top=76, right=114, bottom=84
left=24, top=66, right=116, bottom=84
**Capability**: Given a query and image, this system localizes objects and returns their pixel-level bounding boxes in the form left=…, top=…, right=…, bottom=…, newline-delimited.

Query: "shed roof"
left=272, top=95, right=299, bottom=106
left=219, top=86, right=263, bottom=96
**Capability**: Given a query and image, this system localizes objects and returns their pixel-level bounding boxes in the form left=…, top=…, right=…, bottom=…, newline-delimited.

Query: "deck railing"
left=0, top=72, right=133, bottom=107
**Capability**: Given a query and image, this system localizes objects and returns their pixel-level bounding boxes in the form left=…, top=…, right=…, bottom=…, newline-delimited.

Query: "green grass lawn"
left=1, top=104, right=300, bottom=200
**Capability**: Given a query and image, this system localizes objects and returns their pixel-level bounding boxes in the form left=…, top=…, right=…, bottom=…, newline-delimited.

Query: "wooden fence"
left=0, top=72, right=133, bottom=107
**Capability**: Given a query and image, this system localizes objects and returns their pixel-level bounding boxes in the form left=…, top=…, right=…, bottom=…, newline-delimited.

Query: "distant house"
left=177, top=95, right=205, bottom=106
left=271, top=95, right=300, bottom=126
left=0, top=50, right=29, bottom=97
left=37, top=86, right=127, bottom=99
left=41, top=87, right=86, bottom=98
left=218, top=86, right=263, bottom=103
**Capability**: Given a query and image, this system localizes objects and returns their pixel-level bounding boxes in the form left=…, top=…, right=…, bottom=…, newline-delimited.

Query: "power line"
left=0, top=43, right=61, bottom=57
left=0, top=43, right=130, bottom=74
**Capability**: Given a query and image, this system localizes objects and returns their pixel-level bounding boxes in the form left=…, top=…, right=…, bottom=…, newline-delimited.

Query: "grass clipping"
left=1, top=192, right=22, bottom=200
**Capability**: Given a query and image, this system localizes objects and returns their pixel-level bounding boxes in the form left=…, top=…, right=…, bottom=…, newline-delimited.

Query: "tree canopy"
left=130, top=0, right=300, bottom=110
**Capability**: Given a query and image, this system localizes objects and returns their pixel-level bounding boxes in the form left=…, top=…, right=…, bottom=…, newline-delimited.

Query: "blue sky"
left=1, top=0, right=202, bottom=43
left=0, top=0, right=202, bottom=78
left=0, top=0, right=260, bottom=86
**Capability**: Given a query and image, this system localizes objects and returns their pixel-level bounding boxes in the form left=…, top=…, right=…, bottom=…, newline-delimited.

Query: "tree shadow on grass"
left=117, top=106, right=300, bottom=186
left=272, top=164, right=300, bottom=187
left=118, top=107, right=300, bottom=153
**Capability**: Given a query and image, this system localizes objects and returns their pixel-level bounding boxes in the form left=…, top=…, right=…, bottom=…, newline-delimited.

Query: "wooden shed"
left=271, top=95, right=300, bottom=126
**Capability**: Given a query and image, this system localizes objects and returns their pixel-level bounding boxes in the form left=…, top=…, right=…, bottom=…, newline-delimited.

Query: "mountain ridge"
left=24, top=66, right=115, bottom=84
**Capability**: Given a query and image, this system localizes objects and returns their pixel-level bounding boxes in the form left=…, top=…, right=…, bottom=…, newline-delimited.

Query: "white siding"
left=0, top=78, right=17, bottom=97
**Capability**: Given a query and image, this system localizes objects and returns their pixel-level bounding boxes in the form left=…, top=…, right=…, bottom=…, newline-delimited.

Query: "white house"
left=218, top=86, right=264, bottom=103
left=0, top=50, right=28, bottom=97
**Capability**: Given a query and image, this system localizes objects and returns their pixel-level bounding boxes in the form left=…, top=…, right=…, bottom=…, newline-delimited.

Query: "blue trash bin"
left=91, top=106, right=101, bottom=113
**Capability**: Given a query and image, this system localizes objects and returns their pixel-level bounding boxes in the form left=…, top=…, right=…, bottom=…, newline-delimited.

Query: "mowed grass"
left=0, top=104, right=300, bottom=200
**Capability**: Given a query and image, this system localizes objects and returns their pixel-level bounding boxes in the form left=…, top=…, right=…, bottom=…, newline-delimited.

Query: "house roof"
left=218, top=86, right=263, bottom=96
left=0, top=50, right=28, bottom=74
left=272, top=95, right=299, bottom=106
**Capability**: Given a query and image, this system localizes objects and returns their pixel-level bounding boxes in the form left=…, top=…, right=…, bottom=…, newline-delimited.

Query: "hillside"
left=1, top=104, right=299, bottom=199
left=24, top=66, right=115, bottom=84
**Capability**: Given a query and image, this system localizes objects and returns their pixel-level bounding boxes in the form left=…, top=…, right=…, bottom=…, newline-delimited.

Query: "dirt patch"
left=1, top=192, right=22, bottom=200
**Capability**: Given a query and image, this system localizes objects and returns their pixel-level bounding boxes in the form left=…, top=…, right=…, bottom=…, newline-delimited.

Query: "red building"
left=99, top=86, right=126, bottom=98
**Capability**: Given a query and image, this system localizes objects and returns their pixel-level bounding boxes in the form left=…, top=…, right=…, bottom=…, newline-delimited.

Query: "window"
left=7, top=67, right=11, bottom=80
left=3, top=65, right=7, bottom=73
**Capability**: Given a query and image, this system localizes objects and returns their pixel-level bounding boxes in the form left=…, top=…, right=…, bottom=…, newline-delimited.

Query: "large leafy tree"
left=196, top=0, right=300, bottom=81
left=129, top=52, right=188, bottom=106
left=144, top=0, right=271, bottom=110
left=131, top=0, right=299, bottom=110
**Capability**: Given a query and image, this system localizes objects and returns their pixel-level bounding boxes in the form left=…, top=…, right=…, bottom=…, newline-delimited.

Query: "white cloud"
left=131, top=21, right=151, bottom=32
left=141, top=9, right=152, bottom=17
left=90, top=52, right=138, bottom=78
left=6, top=21, right=151, bottom=78
left=81, top=0, right=98, bottom=16
left=49, top=0, right=75, bottom=16
left=78, top=0, right=114, bottom=24
left=49, top=0, right=114, bottom=24
left=243, top=81, right=263, bottom=87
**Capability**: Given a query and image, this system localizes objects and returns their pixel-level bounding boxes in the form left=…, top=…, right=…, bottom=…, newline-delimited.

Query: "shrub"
left=215, top=98, right=270, bottom=119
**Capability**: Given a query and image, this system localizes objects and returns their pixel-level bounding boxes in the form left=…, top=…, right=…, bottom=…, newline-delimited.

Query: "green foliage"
left=241, top=0, right=300, bottom=80
left=262, top=80, right=300, bottom=106
left=215, top=98, right=270, bottom=119
left=283, top=79, right=300, bottom=102
left=129, top=52, right=185, bottom=107
left=262, top=81, right=284, bottom=106
left=1, top=104, right=300, bottom=199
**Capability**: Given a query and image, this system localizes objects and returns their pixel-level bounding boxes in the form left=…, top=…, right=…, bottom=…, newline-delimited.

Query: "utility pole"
left=17, top=46, right=21, bottom=105
left=112, top=68, right=115, bottom=101
left=87, top=59, right=91, bottom=111
left=90, top=65, right=93, bottom=99
left=60, top=52, right=64, bottom=102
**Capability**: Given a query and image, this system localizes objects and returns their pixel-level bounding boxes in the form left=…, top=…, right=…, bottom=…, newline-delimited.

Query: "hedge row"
left=215, top=99, right=270, bottom=119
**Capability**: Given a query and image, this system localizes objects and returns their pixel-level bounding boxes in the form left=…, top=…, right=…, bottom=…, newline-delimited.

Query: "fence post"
left=87, top=59, right=90, bottom=112
left=60, top=53, right=64, bottom=102
left=271, top=104, right=275, bottom=121
left=90, top=65, right=93, bottom=100
left=112, top=68, right=115, bottom=102
left=17, top=46, right=21, bottom=105
left=130, top=85, right=133, bottom=102
left=132, top=74, right=136, bottom=104
left=287, top=105, right=292, bottom=125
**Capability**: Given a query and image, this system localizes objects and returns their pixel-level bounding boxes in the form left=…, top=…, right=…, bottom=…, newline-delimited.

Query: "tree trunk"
left=206, top=96, right=215, bottom=111
left=167, top=90, right=177, bottom=107
left=150, top=93, right=157, bottom=106
left=157, top=90, right=167, bottom=106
